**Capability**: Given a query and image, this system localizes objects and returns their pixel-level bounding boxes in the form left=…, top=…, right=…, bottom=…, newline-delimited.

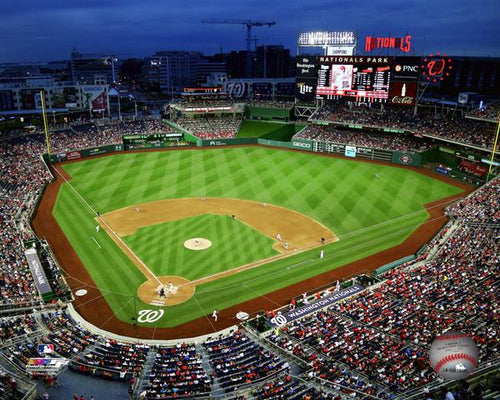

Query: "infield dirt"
left=100, top=197, right=337, bottom=306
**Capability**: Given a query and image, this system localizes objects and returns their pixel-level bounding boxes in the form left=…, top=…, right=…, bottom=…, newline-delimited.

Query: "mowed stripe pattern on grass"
left=53, top=147, right=464, bottom=328
left=62, top=147, right=460, bottom=236
left=123, top=214, right=277, bottom=280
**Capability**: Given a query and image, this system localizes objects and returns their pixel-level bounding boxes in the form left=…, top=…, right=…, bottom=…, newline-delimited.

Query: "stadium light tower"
left=201, top=19, right=276, bottom=77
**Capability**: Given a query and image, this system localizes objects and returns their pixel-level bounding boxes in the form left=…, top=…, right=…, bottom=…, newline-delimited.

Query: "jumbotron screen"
left=316, top=56, right=392, bottom=102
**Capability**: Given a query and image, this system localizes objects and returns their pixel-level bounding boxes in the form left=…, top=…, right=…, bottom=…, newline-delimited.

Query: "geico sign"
left=293, top=142, right=311, bottom=149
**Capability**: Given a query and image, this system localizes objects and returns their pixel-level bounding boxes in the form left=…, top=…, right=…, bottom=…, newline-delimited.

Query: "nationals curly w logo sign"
left=422, top=52, right=453, bottom=84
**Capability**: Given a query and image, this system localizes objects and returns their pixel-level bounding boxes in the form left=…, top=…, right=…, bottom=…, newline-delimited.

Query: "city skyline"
left=1, top=0, right=499, bottom=63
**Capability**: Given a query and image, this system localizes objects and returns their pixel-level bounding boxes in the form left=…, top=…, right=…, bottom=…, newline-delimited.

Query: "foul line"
left=53, top=166, right=163, bottom=286
left=90, top=236, right=101, bottom=249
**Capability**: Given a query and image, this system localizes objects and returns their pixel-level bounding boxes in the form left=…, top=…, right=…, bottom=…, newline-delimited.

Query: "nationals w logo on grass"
left=137, top=309, right=164, bottom=323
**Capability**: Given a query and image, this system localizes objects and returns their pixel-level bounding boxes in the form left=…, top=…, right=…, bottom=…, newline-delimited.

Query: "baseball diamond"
left=32, top=146, right=468, bottom=337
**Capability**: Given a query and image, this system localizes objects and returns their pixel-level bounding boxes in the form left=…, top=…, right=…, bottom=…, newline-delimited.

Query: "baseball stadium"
left=0, top=21, right=499, bottom=400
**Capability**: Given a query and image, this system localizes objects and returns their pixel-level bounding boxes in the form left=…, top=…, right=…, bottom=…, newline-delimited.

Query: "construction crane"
left=201, top=19, right=276, bottom=77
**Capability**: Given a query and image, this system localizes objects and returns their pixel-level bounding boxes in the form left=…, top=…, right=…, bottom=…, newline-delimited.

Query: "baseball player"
left=212, top=309, right=218, bottom=321
left=276, top=233, right=282, bottom=241
left=284, top=242, right=289, bottom=250
left=95, top=225, right=100, bottom=233
left=320, top=250, right=324, bottom=259
left=159, top=287, right=166, bottom=298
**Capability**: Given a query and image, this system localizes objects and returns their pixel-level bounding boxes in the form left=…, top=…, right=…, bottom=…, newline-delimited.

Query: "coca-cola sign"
left=390, top=81, right=417, bottom=106
left=392, top=96, right=414, bottom=105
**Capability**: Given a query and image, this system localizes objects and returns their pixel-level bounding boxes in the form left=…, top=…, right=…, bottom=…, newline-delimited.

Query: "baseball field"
left=38, top=146, right=466, bottom=336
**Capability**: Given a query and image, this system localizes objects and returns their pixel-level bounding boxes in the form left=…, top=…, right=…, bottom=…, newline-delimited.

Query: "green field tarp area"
left=237, top=120, right=304, bottom=141
left=245, top=106, right=292, bottom=121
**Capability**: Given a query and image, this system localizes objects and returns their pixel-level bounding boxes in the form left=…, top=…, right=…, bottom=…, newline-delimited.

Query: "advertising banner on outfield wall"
left=25, top=248, right=52, bottom=296
left=50, top=144, right=124, bottom=163
left=199, top=138, right=258, bottom=147
left=268, top=284, right=364, bottom=327
left=290, top=139, right=313, bottom=150
left=391, top=151, right=422, bottom=167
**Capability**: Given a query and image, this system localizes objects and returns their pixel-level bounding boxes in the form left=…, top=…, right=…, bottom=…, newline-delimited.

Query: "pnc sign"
left=365, top=35, right=412, bottom=53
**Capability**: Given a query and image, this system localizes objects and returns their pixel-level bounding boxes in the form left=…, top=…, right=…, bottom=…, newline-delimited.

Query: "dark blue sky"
left=1, top=0, right=499, bottom=62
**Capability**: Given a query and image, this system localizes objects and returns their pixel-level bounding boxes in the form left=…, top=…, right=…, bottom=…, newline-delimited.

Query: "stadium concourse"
left=0, top=114, right=498, bottom=399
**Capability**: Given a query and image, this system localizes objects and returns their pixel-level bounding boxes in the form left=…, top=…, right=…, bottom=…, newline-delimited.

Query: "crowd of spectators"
left=467, top=102, right=500, bottom=121
left=447, top=178, right=499, bottom=223
left=250, top=374, right=337, bottom=400
left=141, top=343, right=211, bottom=399
left=41, top=311, right=98, bottom=359
left=72, top=339, right=149, bottom=381
left=143, top=119, right=177, bottom=134
left=176, top=116, right=242, bottom=140
left=312, top=103, right=496, bottom=149
left=0, top=138, right=51, bottom=309
left=203, top=330, right=288, bottom=392
left=0, top=314, right=39, bottom=342
left=295, top=125, right=436, bottom=152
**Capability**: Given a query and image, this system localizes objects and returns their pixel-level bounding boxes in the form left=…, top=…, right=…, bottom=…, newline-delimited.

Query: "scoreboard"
left=122, top=133, right=183, bottom=149
left=316, top=56, right=392, bottom=102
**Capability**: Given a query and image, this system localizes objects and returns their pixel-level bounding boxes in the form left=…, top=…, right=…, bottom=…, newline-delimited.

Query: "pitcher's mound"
left=184, top=238, right=212, bottom=250
left=138, top=276, right=195, bottom=306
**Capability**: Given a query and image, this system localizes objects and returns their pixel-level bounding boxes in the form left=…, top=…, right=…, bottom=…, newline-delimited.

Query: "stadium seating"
left=311, top=103, right=497, bottom=149
left=0, top=117, right=498, bottom=398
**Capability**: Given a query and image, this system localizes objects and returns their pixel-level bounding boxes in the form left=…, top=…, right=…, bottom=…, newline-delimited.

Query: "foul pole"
left=40, top=90, right=52, bottom=158
left=486, top=116, right=500, bottom=182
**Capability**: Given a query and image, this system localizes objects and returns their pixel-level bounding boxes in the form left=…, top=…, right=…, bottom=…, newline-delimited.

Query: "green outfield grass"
left=237, top=120, right=300, bottom=141
left=123, top=214, right=278, bottom=280
left=53, top=147, right=463, bottom=329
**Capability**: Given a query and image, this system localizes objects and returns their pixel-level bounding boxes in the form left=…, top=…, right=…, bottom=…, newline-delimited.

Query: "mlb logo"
left=38, top=344, right=54, bottom=354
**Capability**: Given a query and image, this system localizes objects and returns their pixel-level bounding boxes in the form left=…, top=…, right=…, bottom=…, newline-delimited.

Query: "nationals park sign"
left=268, top=284, right=364, bottom=327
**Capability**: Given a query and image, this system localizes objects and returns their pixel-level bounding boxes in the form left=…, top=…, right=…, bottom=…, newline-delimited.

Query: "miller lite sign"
left=295, top=78, right=317, bottom=102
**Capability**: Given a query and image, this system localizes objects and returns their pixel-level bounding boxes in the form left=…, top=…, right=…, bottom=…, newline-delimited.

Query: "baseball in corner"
left=429, top=331, right=478, bottom=380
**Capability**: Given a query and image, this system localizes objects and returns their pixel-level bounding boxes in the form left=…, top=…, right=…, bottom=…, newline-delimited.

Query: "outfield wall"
left=48, top=137, right=422, bottom=168
left=50, top=143, right=124, bottom=162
